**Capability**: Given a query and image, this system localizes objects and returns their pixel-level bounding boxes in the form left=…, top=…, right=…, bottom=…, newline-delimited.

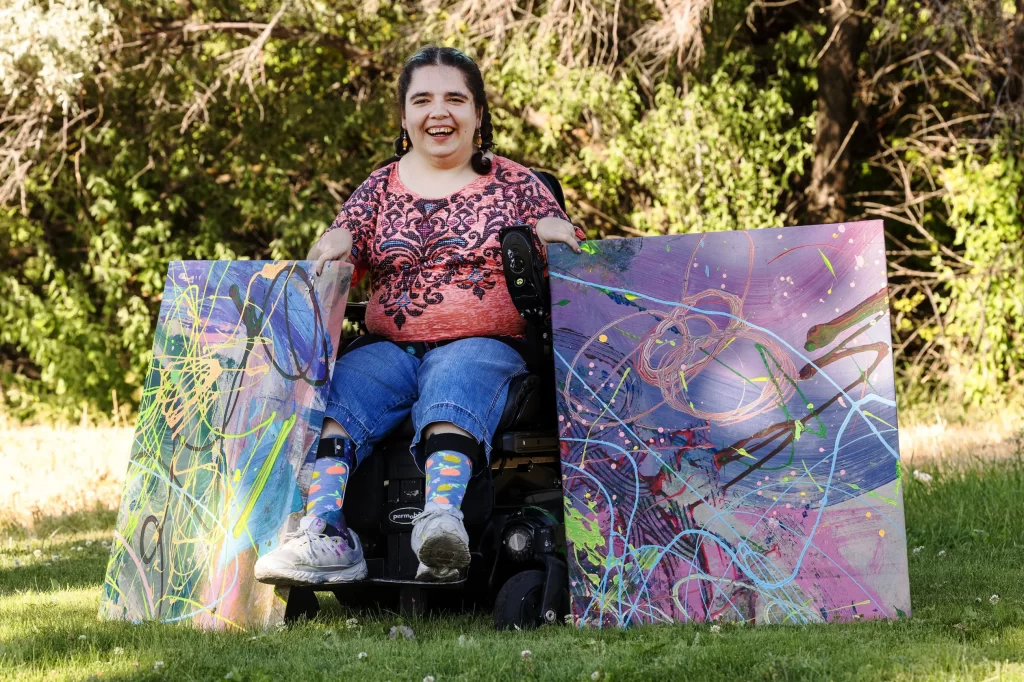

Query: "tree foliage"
left=0, top=0, right=1022, bottom=422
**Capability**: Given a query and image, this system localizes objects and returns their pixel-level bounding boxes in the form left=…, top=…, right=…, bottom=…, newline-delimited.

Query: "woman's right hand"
left=310, top=228, right=353, bottom=276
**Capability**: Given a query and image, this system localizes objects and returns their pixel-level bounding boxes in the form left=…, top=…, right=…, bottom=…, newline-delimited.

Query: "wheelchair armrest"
left=496, top=373, right=541, bottom=432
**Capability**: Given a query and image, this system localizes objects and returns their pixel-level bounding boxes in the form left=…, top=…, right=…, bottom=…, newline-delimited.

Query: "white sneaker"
left=254, top=516, right=367, bottom=586
left=411, top=502, right=471, bottom=573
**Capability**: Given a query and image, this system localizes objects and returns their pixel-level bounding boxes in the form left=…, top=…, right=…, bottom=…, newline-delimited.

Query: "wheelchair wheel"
left=493, top=569, right=553, bottom=630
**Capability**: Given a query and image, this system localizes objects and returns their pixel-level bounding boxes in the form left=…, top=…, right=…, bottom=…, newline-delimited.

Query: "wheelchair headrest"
left=531, top=170, right=567, bottom=215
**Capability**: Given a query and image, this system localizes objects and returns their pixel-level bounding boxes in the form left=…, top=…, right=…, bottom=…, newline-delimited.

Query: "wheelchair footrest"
left=500, top=431, right=558, bottom=454
left=349, top=576, right=466, bottom=588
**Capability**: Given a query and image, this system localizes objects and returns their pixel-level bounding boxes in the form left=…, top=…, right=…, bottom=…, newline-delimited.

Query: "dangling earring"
left=475, top=128, right=482, bottom=147
left=401, top=129, right=409, bottom=152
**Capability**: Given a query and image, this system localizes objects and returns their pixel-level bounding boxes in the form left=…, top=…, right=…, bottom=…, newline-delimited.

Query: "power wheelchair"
left=284, top=171, right=570, bottom=631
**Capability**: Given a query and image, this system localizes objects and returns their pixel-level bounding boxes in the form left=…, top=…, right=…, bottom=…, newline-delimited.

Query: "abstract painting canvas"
left=549, top=220, right=910, bottom=627
left=99, top=260, right=350, bottom=629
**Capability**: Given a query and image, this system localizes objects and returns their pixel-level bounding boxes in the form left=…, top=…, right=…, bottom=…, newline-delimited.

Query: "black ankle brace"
left=316, top=435, right=357, bottom=465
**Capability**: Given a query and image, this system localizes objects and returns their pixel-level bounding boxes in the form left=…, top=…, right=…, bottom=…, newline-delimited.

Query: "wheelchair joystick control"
left=507, top=252, right=526, bottom=275
left=499, top=224, right=550, bottom=323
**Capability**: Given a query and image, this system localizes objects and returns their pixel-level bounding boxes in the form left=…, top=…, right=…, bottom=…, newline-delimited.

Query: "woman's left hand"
left=535, top=217, right=582, bottom=254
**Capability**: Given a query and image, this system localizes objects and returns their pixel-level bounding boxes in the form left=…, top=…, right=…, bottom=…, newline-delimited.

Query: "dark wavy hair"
left=378, top=46, right=494, bottom=175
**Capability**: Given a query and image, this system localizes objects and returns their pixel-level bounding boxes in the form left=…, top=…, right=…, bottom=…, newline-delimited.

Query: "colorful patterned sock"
left=424, top=450, right=474, bottom=509
left=306, top=437, right=358, bottom=538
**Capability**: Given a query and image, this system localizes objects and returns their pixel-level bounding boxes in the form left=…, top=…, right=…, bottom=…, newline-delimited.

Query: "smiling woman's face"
left=402, top=65, right=481, bottom=169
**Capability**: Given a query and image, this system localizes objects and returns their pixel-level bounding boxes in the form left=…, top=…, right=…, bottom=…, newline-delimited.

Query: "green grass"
left=2, top=459, right=1024, bottom=682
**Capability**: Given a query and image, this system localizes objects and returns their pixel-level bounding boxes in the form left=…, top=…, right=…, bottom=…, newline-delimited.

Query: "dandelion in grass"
left=154, top=661, right=165, bottom=670
left=710, top=624, right=721, bottom=633
left=913, top=470, right=933, bottom=484
left=346, top=617, right=359, bottom=629
left=78, top=634, right=87, bottom=640
left=358, top=652, right=368, bottom=661
left=389, top=625, right=415, bottom=640
left=912, top=546, right=923, bottom=554
left=33, top=549, right=41, bottom=557
left=938, top=550, right=946, bottom=557
left=112, top=647, right=124, bottom=656
left=990, top=594, right=1001, bottom=605
left=521, top=650, right=532, bottom=661
left=424, top=676, right=435, bottom=682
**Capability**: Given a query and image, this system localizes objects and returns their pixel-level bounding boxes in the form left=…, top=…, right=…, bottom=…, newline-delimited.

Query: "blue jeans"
left=324, top=336, right=528, bottom=470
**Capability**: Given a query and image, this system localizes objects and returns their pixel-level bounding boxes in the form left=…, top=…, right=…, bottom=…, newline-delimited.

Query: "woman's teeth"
left=427, top=127, right=455, bottom=137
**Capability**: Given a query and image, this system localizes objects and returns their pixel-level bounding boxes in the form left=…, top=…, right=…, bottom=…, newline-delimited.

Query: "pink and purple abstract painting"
left=549, top=220, right=910, bottom=627
left=99, top=261, right=350, bottom=629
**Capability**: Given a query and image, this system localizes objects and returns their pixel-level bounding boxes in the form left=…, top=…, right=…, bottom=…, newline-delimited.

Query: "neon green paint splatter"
left=819, top=249, right=836, bottom=278
left=233, top=412, right=296, bottom=539
left=863, top=410, right=896, bottom=430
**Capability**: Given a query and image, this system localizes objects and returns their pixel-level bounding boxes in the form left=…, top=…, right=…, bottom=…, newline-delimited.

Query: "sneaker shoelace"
left=283, top=524, right=320, bottom=543
left=282, top=525, right=336, bottom=558
left=298, top=531, right=346, bottom=562
left=411, top=507, right=462, bottom=525
left=410, top=509, right=438, bottom=525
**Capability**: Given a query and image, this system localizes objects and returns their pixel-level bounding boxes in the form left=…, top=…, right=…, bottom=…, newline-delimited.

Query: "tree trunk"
left=1011, top=0, right=1024, bottom=103
left=806, top=0, right=867, bottom=224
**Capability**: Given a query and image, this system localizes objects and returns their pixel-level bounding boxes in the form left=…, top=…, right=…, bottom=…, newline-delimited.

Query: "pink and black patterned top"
left=327, top=155, right=581, bottom=342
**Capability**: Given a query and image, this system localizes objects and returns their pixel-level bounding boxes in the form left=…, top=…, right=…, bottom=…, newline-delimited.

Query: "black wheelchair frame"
left=284, top=171, right=570, bottom=630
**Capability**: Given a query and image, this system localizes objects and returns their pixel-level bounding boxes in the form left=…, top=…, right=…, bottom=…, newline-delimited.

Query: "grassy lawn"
left=2, top=455, right=1024, bottom=681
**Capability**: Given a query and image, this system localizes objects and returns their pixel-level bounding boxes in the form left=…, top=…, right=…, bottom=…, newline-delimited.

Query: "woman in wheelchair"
left=254, top=46, right=583, bottom=586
